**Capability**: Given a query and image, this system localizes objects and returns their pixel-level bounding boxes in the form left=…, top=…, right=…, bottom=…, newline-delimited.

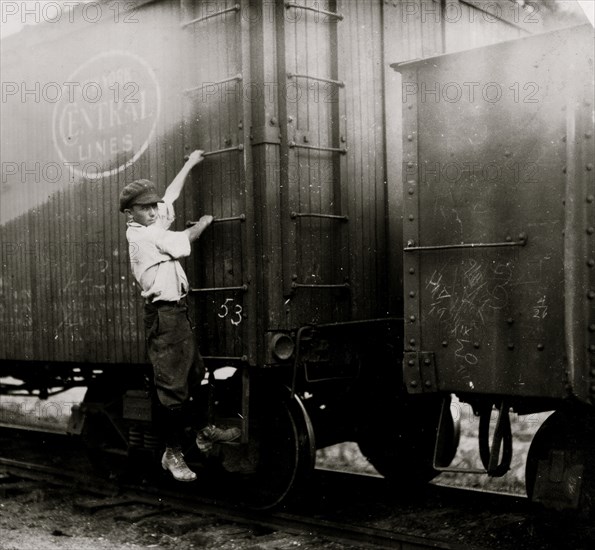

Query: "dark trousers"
left=143, top=299, right=206, bottom=447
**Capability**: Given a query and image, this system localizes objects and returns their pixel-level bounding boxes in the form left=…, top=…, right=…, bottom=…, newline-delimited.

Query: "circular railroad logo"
left=52, top=50, right=161, bottom=180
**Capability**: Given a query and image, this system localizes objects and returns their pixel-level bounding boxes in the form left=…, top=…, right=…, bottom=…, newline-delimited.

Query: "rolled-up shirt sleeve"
left=156, top=230, right=191, bottom=259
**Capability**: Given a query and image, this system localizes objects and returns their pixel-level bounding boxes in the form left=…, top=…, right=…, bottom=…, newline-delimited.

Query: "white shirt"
left=126, top=201, right=191, bottom=302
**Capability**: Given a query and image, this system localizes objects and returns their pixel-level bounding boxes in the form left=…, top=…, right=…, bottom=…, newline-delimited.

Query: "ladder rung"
left=291, top=283, right=350, bottom=290
left=289, top=142, right=347, bottom=154
left=187, top=215, right=246, bottom=226
left=291, top=212, right=348, bottom=222
left=287, top=72, right=344, bottom=88
left=181, top=4, right=240, bottom=27
left=204, top=144, right=244, bottom=156
left=184, top=74, right=242, bottom=95
left=190, top=285, right=248, bottom=293
left=184, top=145, right=244, bottom=162
left=285, top=2, right=343, bottom=21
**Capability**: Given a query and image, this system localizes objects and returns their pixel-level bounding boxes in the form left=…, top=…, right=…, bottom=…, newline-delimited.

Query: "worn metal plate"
left=400, top=26, right=594, bottom=399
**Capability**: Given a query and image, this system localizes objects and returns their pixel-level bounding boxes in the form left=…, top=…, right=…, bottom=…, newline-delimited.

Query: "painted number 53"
left=218, top=298, right=243, bottom=326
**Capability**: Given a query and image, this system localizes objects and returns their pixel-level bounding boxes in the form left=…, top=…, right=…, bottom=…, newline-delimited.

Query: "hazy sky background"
left=0, top=0, right=593, bottom=39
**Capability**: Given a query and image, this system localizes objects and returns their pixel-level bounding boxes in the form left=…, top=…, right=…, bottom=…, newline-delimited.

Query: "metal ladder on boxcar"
left=179, top=0, right=254, bottom=442
left=280, top=1, right=351, bottom=380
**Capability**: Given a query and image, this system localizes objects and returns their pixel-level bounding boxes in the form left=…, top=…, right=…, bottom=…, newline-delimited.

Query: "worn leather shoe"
left=196, top=424, right=241, bottom=453
left=161, top=447, right=197, bottom=482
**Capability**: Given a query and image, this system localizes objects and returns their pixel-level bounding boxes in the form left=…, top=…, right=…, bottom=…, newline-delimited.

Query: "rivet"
left=407, top=162, right=414, bottom=168
left=586, top=131, right=593, bottom=139
left=474, top=342, right=480, bottom=349
left=269, top=117, right=278, bottom=126
left=505, top=235, right=512, bottom=242
left=410, top=380, right=418, bottom=388
left=303, top=135, right=309, bottom=143
left=537, top=343, right=545, bottom=351
left=587, top=227, right=594, bottom=235
left=590, top=344, right=595, bottom=352
left=408, top=188, right=415, bottom=195
left=409, top=291, right=416, bottom=297
left=508, top=343, right=515, bottom=350
left=442, top=340, right=448, bottom=347
left=504, top=151, right=512, bottom=157
left=424, top=358, right=431, bottom=365
left=562, top=166, right=567, bottom=174
left=518, top=232, right=527, bottom=242
left=407, top=239, right=416, bottom=247
left=292, top=273, right=298, bottom=280
left=407, top=180, right=416, bottom=185
left=288, top=116, right=294, bottom=123
left=409, top=338, right=416, bottom=346
left=587, top=163, right=593, bottom=171
left=589, top=324, right=595, bottom=332
left=591, top=385, right=595, bottom=394
left=587, top=195, right=594, bottom=203
left=340, top=135, right=346, bottom=142
left=409, top=267, right=415, bottom=274
left=408, top=359, right=415, bottom=366
left=409, top=315, right=416, bottom=322
left=591, top=368, right=595, bottom=376
left=588, top=259, right=595, bottom=267
left=562, top=135, right=567, bottom=143
left=424, top=380, right=432, bottom=388
left=409, top=214, right=415, bottom=221
left=588, top=290, right=595, bottom=300
left=507, top=318, right=514, bottom=325
left=407, top=134, right=414, bottom=141
left=238, top=122, right=243, bottom=129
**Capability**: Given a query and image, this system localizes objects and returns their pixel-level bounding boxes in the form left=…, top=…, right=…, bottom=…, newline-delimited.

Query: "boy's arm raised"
left=162, top=150, right=204, bottom=204
left=185, top=215, right=213, bottom=244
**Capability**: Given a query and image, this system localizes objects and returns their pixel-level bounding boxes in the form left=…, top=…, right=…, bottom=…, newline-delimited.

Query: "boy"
left=119, top=150, right=240, bottom=482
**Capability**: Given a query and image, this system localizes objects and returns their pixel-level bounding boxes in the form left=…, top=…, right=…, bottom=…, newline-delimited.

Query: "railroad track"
left=1, top=428, right=593, bottom=550
left=0, top=454, right=480, bottom=550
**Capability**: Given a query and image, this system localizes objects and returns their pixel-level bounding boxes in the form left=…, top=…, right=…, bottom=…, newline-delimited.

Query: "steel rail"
left=0, top=455, right=489, bottom=550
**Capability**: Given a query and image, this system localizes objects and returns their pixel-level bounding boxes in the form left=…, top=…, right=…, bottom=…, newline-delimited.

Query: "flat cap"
left=119, top=179, right=164, bottom=212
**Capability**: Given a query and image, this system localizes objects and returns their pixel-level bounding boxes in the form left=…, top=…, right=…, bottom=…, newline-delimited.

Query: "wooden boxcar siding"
left=336, top=0, right=387, bottom=321
left=0, top=2, right=188, bottom=364
left=335, top=0, right=526, bottom=320
left=0, top=0, right=534, bottom=367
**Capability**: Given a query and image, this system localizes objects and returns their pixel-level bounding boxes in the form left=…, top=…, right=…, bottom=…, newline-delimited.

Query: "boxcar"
left=394, top=24, right=594, bottom=512
left=0, top=0, right=588, bottom=508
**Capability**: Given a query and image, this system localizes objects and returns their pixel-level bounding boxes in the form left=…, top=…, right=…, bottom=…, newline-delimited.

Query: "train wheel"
left=525, top=405, right=595, bottom=517
left=357, top=394, right=454, bottom=488
left=216, top=384, right=315, bottom=509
